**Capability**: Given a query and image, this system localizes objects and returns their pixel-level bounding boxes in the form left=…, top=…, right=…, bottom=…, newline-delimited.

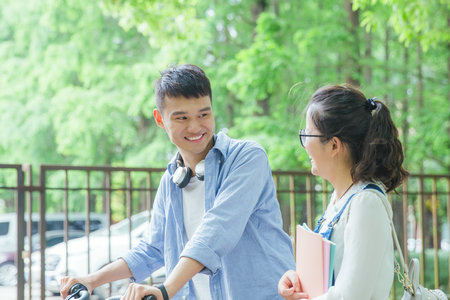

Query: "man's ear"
left=153, top=109, right=165, bottom=129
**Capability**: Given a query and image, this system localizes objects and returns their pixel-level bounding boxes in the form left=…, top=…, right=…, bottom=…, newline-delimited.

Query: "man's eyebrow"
left=170, top=111, right=186, bottom=117
left=170, top=106, right=211, bottom=117
left=199, top=107, right=211, bottom=112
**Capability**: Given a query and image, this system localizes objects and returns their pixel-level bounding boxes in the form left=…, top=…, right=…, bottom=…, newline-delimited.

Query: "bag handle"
left=364, top=184, right=416, bottom=295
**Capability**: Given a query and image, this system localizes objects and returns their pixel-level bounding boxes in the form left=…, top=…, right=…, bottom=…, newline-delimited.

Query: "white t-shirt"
left=314, top=182, right=394, bottom=300
left=182, top=177, right=212, bottom=300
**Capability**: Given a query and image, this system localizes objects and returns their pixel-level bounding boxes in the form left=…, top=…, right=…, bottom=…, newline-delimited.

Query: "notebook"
left=296, top=224, right=335, bottom=297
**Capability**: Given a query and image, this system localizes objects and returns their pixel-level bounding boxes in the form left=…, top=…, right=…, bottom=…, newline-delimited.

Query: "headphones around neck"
left=172, top=153, right=205, bottom=188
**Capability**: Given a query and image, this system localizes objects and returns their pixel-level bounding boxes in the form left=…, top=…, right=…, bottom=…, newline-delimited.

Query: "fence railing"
left=0, top=164, right=448, bottom=299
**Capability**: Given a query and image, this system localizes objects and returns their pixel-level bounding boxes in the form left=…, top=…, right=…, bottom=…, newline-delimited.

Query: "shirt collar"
left=209, top=131, right=229, bottom=159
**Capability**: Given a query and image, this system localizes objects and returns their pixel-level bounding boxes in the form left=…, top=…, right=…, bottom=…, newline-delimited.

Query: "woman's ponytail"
left=352, top=100, right=409, bottom=192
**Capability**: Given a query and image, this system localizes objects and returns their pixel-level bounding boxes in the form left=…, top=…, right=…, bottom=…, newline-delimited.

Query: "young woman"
left=278, top=85, right=408, bottom=300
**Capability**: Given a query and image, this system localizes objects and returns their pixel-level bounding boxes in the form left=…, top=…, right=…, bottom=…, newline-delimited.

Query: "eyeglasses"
left=298, top=129, right=325, bottom=148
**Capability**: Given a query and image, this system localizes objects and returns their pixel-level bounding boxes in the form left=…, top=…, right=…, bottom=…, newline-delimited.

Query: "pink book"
left=322, top=239, right=331, bottom=292
left=296, top=225, right=324, bottom=298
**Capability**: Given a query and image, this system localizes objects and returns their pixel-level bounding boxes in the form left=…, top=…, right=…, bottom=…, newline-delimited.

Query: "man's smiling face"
left=154, top=95, right=215, bottom=165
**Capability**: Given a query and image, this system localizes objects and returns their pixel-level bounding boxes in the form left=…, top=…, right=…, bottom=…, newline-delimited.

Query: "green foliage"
left=354, top=0, right=450, bottom=50
left=0, top=0, right=448, bottom=177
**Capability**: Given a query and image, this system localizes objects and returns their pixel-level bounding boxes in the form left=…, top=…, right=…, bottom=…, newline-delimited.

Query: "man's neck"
left=178, top=138, right=214, bottom=172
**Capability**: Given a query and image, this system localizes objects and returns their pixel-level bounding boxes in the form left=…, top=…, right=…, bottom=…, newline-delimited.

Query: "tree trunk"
left=384, top=27, right=390, bottom=104
left=257, top=96, right=270, bottom=116
left=402, top=46, right=409, bottom=154
left=274, top=0, right=279, bottom=16
left=251, top=0, right=270, bottom=116
left=344, top=0, right=361, bottom=86
left=364, top=30, right=372, bottom=84
left=337, top=53, right=342, bottom=80
left=416, top=41, right=429, bottom=278
left=138, top=114, right=150, bottom=136
left=417, top=42, right=423, bottom=110
left=251, top=0, right=267, bottom=28
left=316, top=1, right=323, bottom=84
left=227, top=94, right=236, bottom=128
left=448, top=17, right=450, bottom=146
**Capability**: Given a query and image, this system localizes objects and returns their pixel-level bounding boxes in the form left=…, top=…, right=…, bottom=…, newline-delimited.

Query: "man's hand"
left=121, top=283, right=162, bottom=300
left=278, top=270, right=309, bottom=300
left=60, top=276, right=93, bottom=299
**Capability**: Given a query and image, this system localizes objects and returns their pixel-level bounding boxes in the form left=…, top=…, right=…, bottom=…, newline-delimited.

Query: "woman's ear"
left=153, top=109, right=165, bottom=129
left=330, top=136, right=343, bottom=157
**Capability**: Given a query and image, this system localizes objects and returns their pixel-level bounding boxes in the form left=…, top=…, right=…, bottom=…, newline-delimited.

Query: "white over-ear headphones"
left=172, top=153, right=205, bottom=188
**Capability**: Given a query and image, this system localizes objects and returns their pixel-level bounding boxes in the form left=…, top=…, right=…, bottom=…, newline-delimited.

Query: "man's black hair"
left=155, top=64, right=212, bottom=111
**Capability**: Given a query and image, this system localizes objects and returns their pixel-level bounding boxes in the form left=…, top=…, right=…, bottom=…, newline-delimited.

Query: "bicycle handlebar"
left=66, top=283, right=89, bottom=300
left=66, top=283, right=158, bottom=300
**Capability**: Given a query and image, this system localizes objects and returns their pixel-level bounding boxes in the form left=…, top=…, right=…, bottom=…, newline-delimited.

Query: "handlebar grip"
left=142, top=295, right=157, bottom=300
left=66, top=283, right=89, bottom=300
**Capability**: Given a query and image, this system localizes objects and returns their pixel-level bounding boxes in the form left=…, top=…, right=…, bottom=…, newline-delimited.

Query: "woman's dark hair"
left=155, top=64, right=212, bottom=111
left=307, top=84, right=409, bottom=192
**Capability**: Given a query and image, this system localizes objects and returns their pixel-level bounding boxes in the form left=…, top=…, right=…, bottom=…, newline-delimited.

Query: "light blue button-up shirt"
left=122, top=132, right=295, bottom=299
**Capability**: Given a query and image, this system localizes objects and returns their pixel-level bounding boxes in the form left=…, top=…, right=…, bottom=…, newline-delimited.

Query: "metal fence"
left=0, top=164, right=448, bottom=299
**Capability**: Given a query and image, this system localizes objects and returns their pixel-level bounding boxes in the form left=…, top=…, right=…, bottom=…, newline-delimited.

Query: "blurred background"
left=0, top=0, right=448, bottom=299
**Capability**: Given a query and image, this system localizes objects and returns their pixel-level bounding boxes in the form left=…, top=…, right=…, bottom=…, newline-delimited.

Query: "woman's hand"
left=121, top=282, right=162, bottom=300
left=278, top=270, right=309, bottom=300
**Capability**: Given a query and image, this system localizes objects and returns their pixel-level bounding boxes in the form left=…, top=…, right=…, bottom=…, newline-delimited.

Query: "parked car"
left=31, top=211, right=165, bottom=297
left=25, top=229, right=86, bottom=251
left=0, top=212, right=107, bottom=286
left=0, top=251, right=16, bottom=286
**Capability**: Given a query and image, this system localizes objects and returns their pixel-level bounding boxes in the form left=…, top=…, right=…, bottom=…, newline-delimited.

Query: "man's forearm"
left=86, top=258, right=133, bottom=290
left=164, top=257, right=204, bottom=298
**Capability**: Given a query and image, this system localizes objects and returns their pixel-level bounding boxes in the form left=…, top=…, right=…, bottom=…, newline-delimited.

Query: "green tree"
left=0, top=0, right=447, bottom=174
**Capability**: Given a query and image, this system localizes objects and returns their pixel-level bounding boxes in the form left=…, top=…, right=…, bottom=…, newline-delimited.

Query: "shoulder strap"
left=364, top=183, right=384, bottom=194
left=330, top=184, right=385, bottom=232
left=314, top=184, right=386, bottom=235
left=315, top=186, right=362, bottom=239
left=368, top=185, right=418, bottom=294
left=368, top=184, right=409, bottom=273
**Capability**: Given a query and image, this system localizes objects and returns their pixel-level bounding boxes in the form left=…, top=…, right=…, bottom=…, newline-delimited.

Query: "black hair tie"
left=366, top=97, right=377, bottom=111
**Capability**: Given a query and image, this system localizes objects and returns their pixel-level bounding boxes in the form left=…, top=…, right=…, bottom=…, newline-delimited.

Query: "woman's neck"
left=330, top=173, right=354, bottom=204
left=327, top=148, right=355, bottom=204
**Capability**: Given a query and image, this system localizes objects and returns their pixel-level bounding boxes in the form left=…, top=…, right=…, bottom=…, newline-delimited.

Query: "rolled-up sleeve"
left=181, top=146, right=272, bottom=274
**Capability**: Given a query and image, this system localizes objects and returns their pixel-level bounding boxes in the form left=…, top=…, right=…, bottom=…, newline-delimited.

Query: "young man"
left=60, top=64, right=295, bottom=300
